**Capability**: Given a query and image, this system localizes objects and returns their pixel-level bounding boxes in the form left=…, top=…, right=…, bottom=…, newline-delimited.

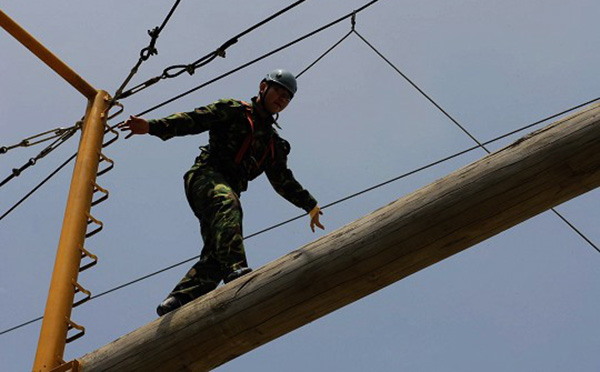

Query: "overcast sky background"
left=2, top=1, right=600, bottom=371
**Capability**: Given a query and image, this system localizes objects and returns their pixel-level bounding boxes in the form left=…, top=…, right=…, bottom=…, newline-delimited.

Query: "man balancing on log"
left=118, top=69, right=325, bottom=316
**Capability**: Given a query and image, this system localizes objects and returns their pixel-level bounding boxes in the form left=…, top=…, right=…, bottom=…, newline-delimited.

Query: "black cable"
left=3, top=0, right=600, bottom=335
left=112, top=0, right=183, bottom=101
left=0, top=316, right=43, bottom=337
left=126, top=0, right=382, bottom=118
left=0, top=153, right=77, bottom=222
left=118, top=0, right=312, bottom=99
left=0, top=125, right=78, bottom=155
left=2, top=1, right=598, bottom=233
left=352, top=27, right=600, bottom=253
left=0, top=127, right=79, bottom=189
left=296, top=30, right=354, bottom=79
left=353, top=29, right=488, bottom=151
left=552, top=209, right=600, bottom=253
left=0, top=0, right=380, bottom=223
left=4, top=98, right=596, bottom=336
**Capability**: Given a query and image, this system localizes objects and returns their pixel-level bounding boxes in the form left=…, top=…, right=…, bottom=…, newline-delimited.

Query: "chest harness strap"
left=234, top=101, right=275, bottom=168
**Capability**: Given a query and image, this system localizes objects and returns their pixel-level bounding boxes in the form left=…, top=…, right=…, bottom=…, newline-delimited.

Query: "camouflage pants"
left=169, top=166, right=247, bottom=301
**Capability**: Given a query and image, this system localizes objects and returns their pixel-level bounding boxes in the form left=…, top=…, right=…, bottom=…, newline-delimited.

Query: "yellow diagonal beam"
left=0, top=9, right=96, bottom=99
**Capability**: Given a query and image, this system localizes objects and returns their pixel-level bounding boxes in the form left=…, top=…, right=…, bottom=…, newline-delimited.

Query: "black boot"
left=223, top=267, right=252, bottom=284
left=156, top=295, right=187, bottom=317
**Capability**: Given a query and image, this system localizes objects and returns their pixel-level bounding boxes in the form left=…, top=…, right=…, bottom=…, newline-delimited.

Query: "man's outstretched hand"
left=309, top=206, right=325, bottom=233
left=118, top=115, right=150, bottom=139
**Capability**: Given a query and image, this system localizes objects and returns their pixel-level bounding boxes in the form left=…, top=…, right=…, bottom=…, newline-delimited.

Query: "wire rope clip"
left=91, top=180, right=109, bottom=207
left=65, top=317, right=85, bottom=344
left=85, top=213, right=104, bottom=239
left=79, top=245, right=98, bottom=272
left=72, top=280, right=92, bottom=308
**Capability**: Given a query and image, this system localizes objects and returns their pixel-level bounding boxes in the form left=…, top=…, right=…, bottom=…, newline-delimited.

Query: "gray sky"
left=2, top=1, right=600, bottom=371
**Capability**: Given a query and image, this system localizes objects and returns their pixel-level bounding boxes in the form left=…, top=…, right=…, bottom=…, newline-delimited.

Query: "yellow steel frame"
left=0, top=9, right=110, bottom=372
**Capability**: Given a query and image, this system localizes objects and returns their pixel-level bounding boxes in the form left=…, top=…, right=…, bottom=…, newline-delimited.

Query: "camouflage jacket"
left=148, top=98, right=317, bottom=212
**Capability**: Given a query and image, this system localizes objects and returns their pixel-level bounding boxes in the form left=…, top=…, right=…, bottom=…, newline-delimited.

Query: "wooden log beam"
left=79, top=102, right=600, bottom=371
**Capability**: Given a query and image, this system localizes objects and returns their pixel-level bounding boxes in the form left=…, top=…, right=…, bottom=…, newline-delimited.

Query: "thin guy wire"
left=296, top=30, right=353, bottom=79
left=3, top=96, right=597, bottom=336
left=120, top=0, right=382, bottom=112
left=0, top=0, right=381, bottom=335
left=3, top=1, right=600, bottom=335
left=352, top=28, right=599, bottom=253
left=112, top=0, right=183, bottom=101
left=353, top=29, right=489, bottom=151
left=0, top=0, right=382, bottom=223
left=0, top=153, right=77, bottom=222
left=118, top=0, right=312, bottom=99
left=0, top=125, right=78, bottom=155
left=0, top=127, right=79, bottom=189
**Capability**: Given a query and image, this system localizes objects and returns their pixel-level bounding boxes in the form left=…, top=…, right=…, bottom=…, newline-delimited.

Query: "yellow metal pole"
left=0, top=9, right=97, bottom=99
left=33, top=91, right=110, bottom=372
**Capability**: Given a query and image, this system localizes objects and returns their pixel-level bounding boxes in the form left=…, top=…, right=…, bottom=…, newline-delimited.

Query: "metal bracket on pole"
left=91, top=181, right=109, bottom=207
left=79, top=245, right=98, bottom=273
left=65, top=318, right=85, bottom=344
left=102, top=126, right=120, bottom=149
left=50, top=360, right=80, bottom=372
left=97, top=152, right=115, bottom=177
left=72, top=280, right=91, bottom=308
left=85, top=212, right=104, bottom=239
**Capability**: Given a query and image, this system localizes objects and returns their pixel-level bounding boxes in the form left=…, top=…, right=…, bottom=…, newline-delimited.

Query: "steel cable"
left=352, top=27, right=600, bottom=253
left=0, top=0, right=382, bottom=223
left=0, top=126, right=80, bottom=189
left=117, top=0, right=311, bottom=99
left=3, top=96, right=598, bottom=336
left=3, top=0, right=600, bottom=336
left=112, top=0, right=183, bottom=101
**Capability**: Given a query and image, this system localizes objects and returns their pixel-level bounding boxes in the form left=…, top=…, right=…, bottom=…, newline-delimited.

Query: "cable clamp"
left=140, top=27, right=160, bottom=61
left=185, top=64, right=196, bottom=75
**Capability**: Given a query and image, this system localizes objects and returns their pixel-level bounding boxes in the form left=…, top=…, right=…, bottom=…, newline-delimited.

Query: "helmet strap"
left=257, top=82, right=282, bottom=128
left=259, top=84, right=276, bottom=117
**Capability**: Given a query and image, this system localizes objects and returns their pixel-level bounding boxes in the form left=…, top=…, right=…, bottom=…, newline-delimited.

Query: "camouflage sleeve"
left=148, top=99, right=238, bottom=141
left=265, top=137, right=318, bottom=213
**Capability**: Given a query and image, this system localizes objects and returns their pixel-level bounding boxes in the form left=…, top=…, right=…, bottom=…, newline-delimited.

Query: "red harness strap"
left=234, top=102, right=275, bottom=168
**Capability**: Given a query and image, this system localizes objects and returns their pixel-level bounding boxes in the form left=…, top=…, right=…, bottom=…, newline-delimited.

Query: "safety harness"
left=234, top=101, right=275, bottom=169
